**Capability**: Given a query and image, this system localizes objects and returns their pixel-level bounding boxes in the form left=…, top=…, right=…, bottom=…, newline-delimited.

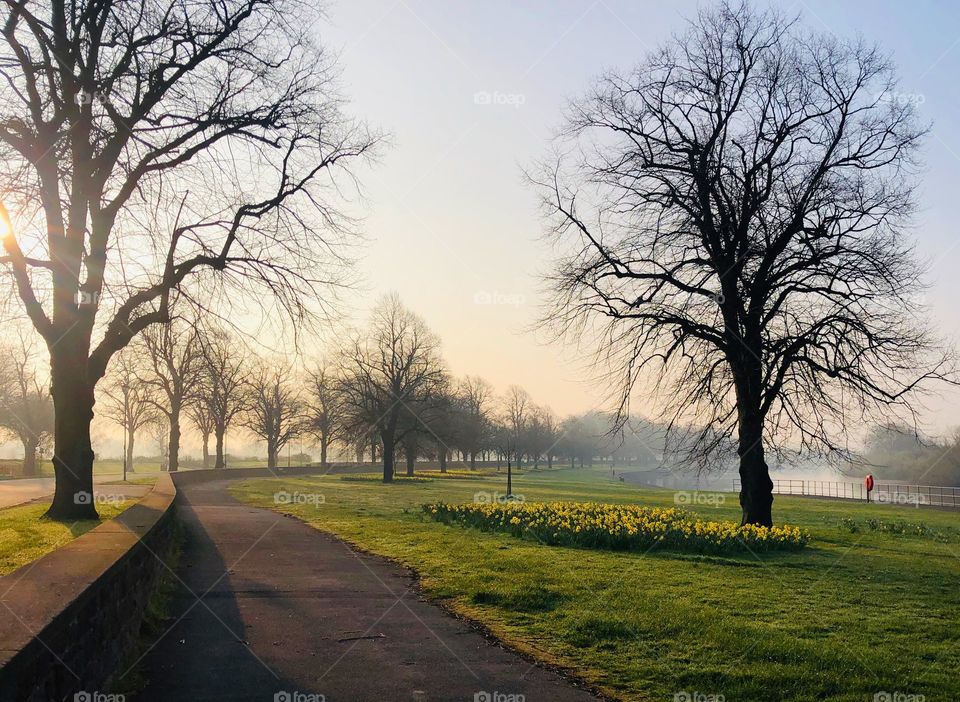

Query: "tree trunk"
left=320, top=439, right=328, bottom=467
left=507, top=460, right=513, bottom=497
left=381, top=432, right=395, bottom=482
left=126, top=429, right=136, bottom=476
left=405, top=443, right=416, bottom=476
left=737, top=409, right=774, bottom=526
left=21, top=437, right=39, bottom=477
left=214, top=428, right=225, bottom=470
left=470, top=451, right=476, bottom=470
left=438, top=441, right=447, bottom=473
left=548, top=453, right=553, bottom=469
left=47, top=352, right=98, bottom=520
left=355, top=443, right=364, bottom=462
left=201, top=431, right=210, bottom=469
left=167, top=412, right=181, bottom=472
left=267, top=441, right=278, bottom=470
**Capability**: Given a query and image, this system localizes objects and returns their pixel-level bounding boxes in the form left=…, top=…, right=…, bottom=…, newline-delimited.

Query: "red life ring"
left=865, top=474, right=875, bottom=491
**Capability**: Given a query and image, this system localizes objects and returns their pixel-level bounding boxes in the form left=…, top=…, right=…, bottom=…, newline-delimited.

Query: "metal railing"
left=731, top=478, right=960, bottom=509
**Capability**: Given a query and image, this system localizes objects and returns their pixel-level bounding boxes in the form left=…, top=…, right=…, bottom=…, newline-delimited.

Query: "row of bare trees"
left=98, top=317, right=308, bottom=473
left=309, top=294, right=660, bottom=482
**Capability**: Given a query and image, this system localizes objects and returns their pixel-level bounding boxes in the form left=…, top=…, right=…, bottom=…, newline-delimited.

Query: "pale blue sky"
left=319, top=0, right=960, bottom=431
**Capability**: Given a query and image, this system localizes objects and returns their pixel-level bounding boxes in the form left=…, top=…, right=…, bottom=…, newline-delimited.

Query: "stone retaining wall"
left=0, top=474, right=177, bottom=702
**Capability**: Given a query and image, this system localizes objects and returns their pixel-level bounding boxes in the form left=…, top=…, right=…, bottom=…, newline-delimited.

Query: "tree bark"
left=438, top=441, right=447, bottom=473
left=470, top=452, right=476, bottom=470
left=320, top=438, right=328, bottom=467
left=737, top=409, right=774, bottom=526
left=201, top=431, right=210, bottom=469
left=47, top=349, right=98, bottom=520
left=21, top=437, right=39, bottom=477
left=214, top=428, right=225, bottom=470
left=405, top=442, right=416, bottom=476
left=126, top=429, right=135, bottom=475
left=267, top=441, right=278, bottom=470
left=167, top=412, right=181, bottom=472
left=381, top=432, right=395, bottom=483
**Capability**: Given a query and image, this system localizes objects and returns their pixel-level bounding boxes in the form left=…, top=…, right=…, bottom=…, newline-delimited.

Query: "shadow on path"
left=130, top=480, right=600, bottom=702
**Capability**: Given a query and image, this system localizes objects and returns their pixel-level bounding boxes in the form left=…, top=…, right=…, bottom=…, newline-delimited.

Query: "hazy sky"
left=317, top=0, right=960, bottom=433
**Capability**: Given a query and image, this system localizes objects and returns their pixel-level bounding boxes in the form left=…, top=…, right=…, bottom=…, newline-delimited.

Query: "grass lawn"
left=0, top=500, right=134, bottom=576
left=231, top=467, right=960, bottom=702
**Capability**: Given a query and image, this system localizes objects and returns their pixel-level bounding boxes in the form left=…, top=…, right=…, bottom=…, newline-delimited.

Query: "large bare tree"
left=337, top=294, right=447, bottom=482
left=0, top=0, right=377, bottom=517
left=536, top=2, right=952, bottom=525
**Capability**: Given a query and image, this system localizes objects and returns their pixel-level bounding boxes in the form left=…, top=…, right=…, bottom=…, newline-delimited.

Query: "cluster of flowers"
left=423, top=501, right=810, bottom=554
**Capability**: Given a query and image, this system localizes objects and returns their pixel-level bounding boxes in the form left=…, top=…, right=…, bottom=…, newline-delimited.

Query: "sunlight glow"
left=0, top=202, right=11, bottom=241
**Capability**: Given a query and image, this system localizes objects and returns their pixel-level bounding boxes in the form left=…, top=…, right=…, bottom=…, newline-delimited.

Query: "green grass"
left=230, top=467, right=960, bottom=701
left=0, top=500, right=135, bottom=575
left=102, top=475, right=159, bottom=487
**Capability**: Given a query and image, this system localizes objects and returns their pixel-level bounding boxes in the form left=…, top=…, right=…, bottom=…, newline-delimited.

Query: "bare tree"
left=456, top=375, right=494, bottom=469
left=194, top=326, right=248, bottom=471
left=0, top=335, right=53, bottom=476
left=337, top=294, right=447, bottom=482
left=502, top=385, right=531, bottom=466
left=100, top=349, right=156, bottom=479
left=535, top=2, right=952, bottom=525
left=527, top=405, right=560, bottom=469
left=142, top=319, right=201, bottom=472
left=0, top=0, right=378, bottom=518
left=186, top=398, right=216, bottom=470
left=243, top=359, right=304, bottom=470
left=304, top=362, right=344, bottom=467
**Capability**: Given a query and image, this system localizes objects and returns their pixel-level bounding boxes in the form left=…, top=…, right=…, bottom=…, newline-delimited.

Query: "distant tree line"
left=0, top=294, right=681, bottom=481
left=853, top=423, right=960, bottom=487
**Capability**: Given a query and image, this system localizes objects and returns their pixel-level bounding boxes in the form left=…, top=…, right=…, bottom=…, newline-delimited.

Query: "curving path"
left=131, top=479, right=601, bottom=702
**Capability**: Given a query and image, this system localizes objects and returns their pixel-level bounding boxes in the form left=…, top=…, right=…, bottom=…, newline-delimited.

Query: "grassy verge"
left=230, top=468, right=960, bottom=702
left=0, top=500, right=135, bottom=576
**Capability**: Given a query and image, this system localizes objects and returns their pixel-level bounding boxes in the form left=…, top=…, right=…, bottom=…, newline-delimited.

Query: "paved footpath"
left=0, top=477, right=150, bottom=508
left=132, top=480, right=601, bottom=702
